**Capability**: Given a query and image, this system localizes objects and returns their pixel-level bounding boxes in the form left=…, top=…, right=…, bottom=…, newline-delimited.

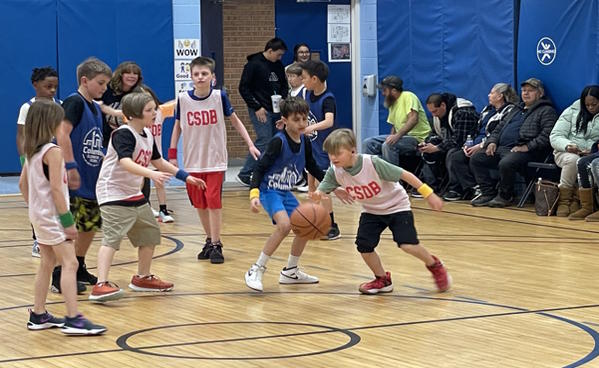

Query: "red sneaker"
left=129, top=274, right=174, bottom=292
left=89, top=281, right=124, bottom=303
left=359, top=272, right=393, bottom=294
left=427, top=256, right=451, bottom=292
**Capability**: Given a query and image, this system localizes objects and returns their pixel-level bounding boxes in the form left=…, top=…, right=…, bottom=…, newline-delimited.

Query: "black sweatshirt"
left=238, top=52, right=288, bottom=112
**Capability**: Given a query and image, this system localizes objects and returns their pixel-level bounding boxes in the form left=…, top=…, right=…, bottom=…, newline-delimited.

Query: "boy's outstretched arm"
left=400, top=170, right=443, bottom=211
left=229, top=112, right=260, bottom=159
left=152, top=158, right=205, bottom=189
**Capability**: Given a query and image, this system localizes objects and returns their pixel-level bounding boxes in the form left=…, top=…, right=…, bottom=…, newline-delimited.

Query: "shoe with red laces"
left=128, top=274, right=174, bottom=292
left=427, top=256, right=451, bottom=292
left=359, top=272, right=393, bottom=294
left=89, top=281, right=124, bottom=303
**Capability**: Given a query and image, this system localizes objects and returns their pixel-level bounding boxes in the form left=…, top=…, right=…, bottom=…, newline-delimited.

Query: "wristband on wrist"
left=175, top=169, right=189, bottom=182
left=167, top=148, right=177, bottom=160
left=249, top=188, right=260, bottom=200
left=19, top=155, right=25, bottom=166
left=417, top=183, right=434, bottom=198
left=65, top=161, right=78, bottom=170
left=59, top=211, right=75, bottom=228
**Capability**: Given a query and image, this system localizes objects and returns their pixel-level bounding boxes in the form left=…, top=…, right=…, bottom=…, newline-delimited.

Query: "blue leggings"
left=576, top=152, right=599, bottom=188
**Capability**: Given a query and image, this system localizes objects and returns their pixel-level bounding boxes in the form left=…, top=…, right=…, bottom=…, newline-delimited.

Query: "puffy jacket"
left=550, top=100, right=599, bottom=152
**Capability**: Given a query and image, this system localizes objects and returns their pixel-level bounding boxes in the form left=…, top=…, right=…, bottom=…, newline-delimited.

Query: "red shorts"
left=186, top=171, right=224, bottom=209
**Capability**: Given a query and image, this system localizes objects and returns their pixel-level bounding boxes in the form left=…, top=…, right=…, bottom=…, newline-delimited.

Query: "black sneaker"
left=51, top=269, right=87, bottom=295
left=487, top=194, right=513, bottom=208
left=209, top=243, right=224, bottom=264
left=27, top=309, right=65, bottom=330
left=410, top=189, right=424, bottom=199
left=62, top=314, right=107, bottom=335
left=442, top=190, right=463, bottom=201
left=197, top=237, right=212, bottom=260
left=236, top=174, right=251, bottom=187
left=77, top=263, right=98, bottom=285
left=471, top=194, right=496, bottom=207
left=321, top=223, right=341, bottom=241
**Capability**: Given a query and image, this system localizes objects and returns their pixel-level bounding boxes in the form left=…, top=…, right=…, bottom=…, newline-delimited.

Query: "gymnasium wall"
left=0, top=0, right=173, bottom=174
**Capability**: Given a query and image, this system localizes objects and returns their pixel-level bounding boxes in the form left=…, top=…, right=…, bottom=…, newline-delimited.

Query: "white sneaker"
left=295, top=184, right=309, bottom=193
left=31, top=240, right=40, bottom=258
left=158, top=211, right=174, bottom=223
left=151, top=208, right=160, bottom=217
left=279, top=266, right=319, bottom=284
left=245, top=264, right=266, bottom=291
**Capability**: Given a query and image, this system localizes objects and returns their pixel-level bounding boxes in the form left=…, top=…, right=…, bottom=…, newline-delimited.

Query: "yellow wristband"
left=417, top=184, right=434, bottom=198
left=249, top=188, right=260, bottom=200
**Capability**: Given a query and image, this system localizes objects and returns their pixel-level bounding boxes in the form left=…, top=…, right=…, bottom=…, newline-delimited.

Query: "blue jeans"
left=362, top=135, right=419, bottom=166
left=238, top=108, right=279, bottom=179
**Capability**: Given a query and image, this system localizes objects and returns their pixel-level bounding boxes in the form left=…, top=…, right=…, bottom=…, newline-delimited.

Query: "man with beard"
left=362, top=76, right=430, bottom=170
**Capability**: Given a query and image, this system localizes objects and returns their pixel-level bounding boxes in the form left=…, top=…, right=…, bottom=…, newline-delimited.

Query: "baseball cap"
left=378, top=75, right=403, bottom=90
left=520, top=78, right=543, bottom=90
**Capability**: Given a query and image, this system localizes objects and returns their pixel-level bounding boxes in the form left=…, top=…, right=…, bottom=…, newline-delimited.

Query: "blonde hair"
left=323, top=128, right=356, bottom=154
left=122, top=92, right=154, bottom=119
left=24, top=100, right=64, bottom=160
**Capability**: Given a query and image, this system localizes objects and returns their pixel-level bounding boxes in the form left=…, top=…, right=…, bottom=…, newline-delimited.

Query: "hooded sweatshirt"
left=238, top=52, right=288, bottom=112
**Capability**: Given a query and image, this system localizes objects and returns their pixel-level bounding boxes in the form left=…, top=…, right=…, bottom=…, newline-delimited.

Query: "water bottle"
left=465, top=134, right=474, bottom=148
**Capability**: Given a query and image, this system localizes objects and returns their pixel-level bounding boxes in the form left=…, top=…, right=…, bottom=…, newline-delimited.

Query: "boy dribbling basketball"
left=312, top=129, right=451, bottom=294
left=244, top=96, right=329, bottom=292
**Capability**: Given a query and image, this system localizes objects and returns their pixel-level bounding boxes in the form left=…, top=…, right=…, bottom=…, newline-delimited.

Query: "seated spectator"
left=564, top=85, right=599, bottom=220
left=470, top=78, right=558, bottom=207
left=550, top=85, right=599, bottom=217
left=362, top=76, right=430, bottom=169
left=443, top=83, right=520, bottom=201
left=418, top=92, right=479, bottom=193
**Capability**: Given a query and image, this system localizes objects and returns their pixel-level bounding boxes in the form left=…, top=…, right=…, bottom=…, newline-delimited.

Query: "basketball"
left=290, top=202, right=331, bottom=240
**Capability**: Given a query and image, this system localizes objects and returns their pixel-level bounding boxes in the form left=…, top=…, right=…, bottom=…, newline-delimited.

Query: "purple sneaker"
left=27, top=309, right=65, bottom=330
left=61, top=314, right=107, bottom=335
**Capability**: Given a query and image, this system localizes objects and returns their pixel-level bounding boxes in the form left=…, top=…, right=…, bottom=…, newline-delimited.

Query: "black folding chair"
left=517, top=155, right=561, bottom=208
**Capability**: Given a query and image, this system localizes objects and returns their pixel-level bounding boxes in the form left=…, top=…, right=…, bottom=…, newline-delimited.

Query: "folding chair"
left=517, top=155, right=561, bottom=208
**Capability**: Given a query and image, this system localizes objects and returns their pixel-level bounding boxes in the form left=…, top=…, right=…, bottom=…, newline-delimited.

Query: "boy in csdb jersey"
left=169, top=56, right=260, bottom=264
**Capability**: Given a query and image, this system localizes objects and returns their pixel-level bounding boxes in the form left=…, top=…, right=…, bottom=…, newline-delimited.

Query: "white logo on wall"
left=536, top=37, right=556, bottom=65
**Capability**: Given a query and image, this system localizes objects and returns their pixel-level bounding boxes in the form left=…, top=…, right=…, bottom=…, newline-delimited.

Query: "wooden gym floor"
left=0, top=188, right=598, bottom=367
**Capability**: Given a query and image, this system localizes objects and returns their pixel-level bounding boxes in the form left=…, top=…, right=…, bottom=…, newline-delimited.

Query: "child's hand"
left=67, top=168, right=81, bottom=190
left=169, top=158, right=178, bottom=168
left=249, top=145, right=261, bottom=160
left=309, top=190, right=324, bottom=203
left=275, top=119, right=285, bottom=130
left=303, top=125, right=316, bottom=136
left=187, top=176, right=206, bottom=189
left=151, top=171, right=172, bottom=186
left=426, top=193, right=443, bottom=211
left=250, top=197, right=261, bottom=213
left=64, top=225, right=78, bottom=241
left=333, top=188, right=354, bottom=204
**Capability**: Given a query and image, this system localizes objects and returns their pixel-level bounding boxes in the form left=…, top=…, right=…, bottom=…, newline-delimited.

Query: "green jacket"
left=550, top=100, right=599, bottom=152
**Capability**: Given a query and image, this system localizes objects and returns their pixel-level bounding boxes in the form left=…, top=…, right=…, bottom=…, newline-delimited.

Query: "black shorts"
left=355, top=211, right=419, bottom=253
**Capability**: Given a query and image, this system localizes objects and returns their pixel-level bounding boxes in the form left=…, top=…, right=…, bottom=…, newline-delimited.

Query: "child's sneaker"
left=62, top=314, right=106, bottom=335
left=129, top=274, right=173, bottom=292
left=321, top=223, right=341, bottom=241
left=151, top=207, right=160, bottom=217
left=77, top=263, right=98, bottom=285
left=279, top=266, right=319, bottom=284
left=31, top=240, right=40, bottom=258
left=158, top=210, right=174, bottom=223
left=245, top=264, right=266, bottom=291
left=197, top=238, right=212, bottom=260
left=27, top=309, right=65, bottom=330
left=427, top=256, right=451, bottom=292
left=89, top=281, right=124, bottom=302
left=209, top=242, right=224, bottom=264
left=359, top=272, right=393, bottom=294
left=51, top=277, right=87, bottom=295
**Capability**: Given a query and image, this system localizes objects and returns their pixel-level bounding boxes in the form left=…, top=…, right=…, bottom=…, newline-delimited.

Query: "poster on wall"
left=174, top=39, right=200, bottom=95
left=327, top=5, right=351, bottom=63
left=329, top=43, right=351, bottom=63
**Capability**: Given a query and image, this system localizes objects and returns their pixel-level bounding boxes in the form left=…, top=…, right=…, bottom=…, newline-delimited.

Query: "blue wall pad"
left=517, top=0, right=599, bottom=112
left=377, top=0, right=515, bottom=133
